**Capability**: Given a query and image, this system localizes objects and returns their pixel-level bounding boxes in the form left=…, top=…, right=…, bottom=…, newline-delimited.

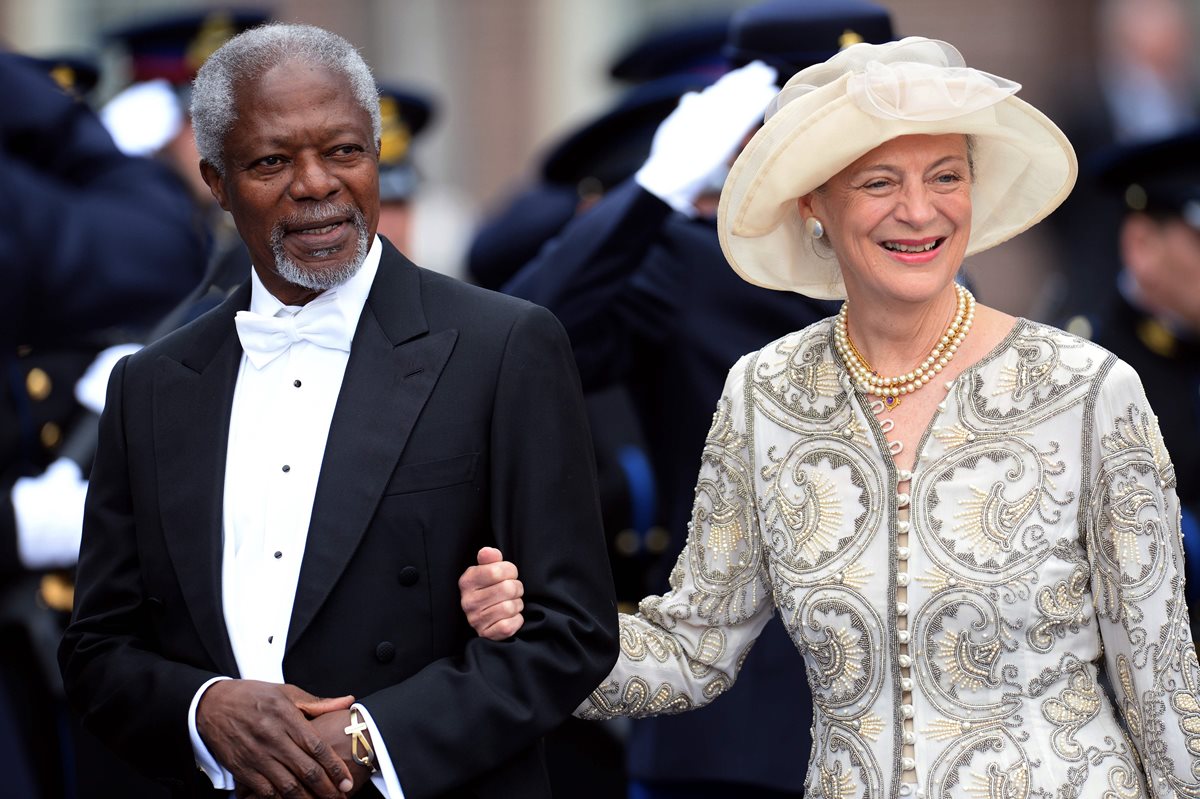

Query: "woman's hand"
left=459, top=547, right=525, bottom=640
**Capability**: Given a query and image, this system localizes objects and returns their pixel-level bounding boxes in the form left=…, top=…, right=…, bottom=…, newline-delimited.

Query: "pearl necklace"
left=834, top=284, right=975, bottom=410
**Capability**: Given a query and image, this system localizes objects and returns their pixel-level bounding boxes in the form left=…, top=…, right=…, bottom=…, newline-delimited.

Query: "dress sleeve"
left=1087, top=358, right=1200, bottom=796
left=576, top=353, right=776, bottom=719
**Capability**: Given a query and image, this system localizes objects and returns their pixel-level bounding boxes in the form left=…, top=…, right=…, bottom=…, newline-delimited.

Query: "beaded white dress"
left=576, top=318, right=1200, bottom=799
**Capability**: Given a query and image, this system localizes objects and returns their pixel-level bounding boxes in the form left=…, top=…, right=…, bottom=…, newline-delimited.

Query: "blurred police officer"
left=1091, top=126, right=1200, bottom=641
left=0, top=48, right=206, bottom=799
left=100, top=9, right=270, bottom=296
left=375, top=84, right=436, bottom=254
left=498, top=3, right=893, bottom=796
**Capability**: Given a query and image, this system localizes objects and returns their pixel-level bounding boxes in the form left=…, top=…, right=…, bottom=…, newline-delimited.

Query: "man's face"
left=201, top=60, right=380, bottom=305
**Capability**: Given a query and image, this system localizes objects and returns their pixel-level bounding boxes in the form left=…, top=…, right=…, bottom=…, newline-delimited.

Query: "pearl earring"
left=805, top=217, right=824, bottom=239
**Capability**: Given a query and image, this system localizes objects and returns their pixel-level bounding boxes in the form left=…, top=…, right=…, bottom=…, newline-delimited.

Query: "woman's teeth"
left=883, top=240, right=938, bottom=253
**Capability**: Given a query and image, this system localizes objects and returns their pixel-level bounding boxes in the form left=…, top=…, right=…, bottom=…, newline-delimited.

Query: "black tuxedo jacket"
left=59, top=239, right=619, bottom=798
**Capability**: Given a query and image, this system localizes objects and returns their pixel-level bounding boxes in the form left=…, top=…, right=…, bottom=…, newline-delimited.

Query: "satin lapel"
left=154, top=284, right=249, bottom=677
left=287, top=244, right=455, bottom=652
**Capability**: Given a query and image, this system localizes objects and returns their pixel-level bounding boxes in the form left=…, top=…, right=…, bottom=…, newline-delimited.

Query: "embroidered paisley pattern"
left=575, top=320, right=1200, bottom=797
left=1042, top=669, right=1101, bottom=760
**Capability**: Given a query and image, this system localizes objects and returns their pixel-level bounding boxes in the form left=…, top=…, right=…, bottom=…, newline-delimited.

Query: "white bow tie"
left=235, top=300, right=352, bottom=369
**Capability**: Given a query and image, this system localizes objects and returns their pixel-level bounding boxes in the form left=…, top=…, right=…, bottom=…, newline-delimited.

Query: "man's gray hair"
left=191, top=23, right=381, bottom=175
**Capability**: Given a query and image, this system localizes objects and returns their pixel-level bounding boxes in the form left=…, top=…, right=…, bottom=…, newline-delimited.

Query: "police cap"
left=1095, top=126, right=1200, bottom=225
left=377, top=84, right=436, bottom=203
left=725, top=0, right=894, bottom=83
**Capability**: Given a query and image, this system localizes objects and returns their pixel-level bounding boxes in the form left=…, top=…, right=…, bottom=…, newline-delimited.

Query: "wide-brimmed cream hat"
left=718, top=37, right=1077, bottom=299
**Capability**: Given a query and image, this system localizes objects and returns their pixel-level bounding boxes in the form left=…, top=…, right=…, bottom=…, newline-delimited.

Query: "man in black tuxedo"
left=58, top=23, right=617, bottom=799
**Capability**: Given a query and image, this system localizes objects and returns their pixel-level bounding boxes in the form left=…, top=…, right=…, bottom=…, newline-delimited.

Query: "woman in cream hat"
left=462, top=37, right=1200, bottom=797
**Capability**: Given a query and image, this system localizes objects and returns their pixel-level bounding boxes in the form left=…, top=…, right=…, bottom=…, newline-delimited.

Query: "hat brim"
left=718, top=73, right=1077, bottom=299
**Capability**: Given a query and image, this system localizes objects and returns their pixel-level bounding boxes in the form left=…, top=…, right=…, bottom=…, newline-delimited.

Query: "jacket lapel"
left=287, top=242, right=456, bottom=652
left=154, top=283, right=249, bottom=677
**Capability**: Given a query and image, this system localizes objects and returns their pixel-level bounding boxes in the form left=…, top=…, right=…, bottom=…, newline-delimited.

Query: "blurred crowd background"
left=5, top=1, right=1200, bottom=797
left=6, top=0, right=1195, bottom=317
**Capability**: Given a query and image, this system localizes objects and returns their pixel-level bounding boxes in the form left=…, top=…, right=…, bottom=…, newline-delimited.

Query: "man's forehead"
left=235, top=58, right=349, bottom=99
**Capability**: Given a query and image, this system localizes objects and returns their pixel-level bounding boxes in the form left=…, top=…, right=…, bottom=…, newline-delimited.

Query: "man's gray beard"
left=270, top=203, right=370, bottom=292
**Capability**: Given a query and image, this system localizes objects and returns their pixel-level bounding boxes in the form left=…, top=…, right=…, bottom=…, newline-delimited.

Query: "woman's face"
left=798, top=133, right=972, bottom=308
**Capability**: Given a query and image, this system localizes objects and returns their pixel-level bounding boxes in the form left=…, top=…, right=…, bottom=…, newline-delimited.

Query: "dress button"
left=898, top=630, right=910, bottom=644
left=898, top=654, right=912, bottom=668
left=901, top=677, right=913, bottom=691
left=899, top=785, right=913, bottom=797
left=897, top=469, right=913, bottom=482
left=896, top=602, right=908, bottom=616
left=897, top=520, right=911, bottom=534
left=901, top=704, right=914, bottom=719
left=897, top=492, right=911, bottom=508
left=904, top=731, right=916, bottom=745
left=897, top=572, right=910, bottom=586
left=281, top=464, right=290, bottom=473
left=897, top=546, right=910, bottom=560
left=966, top=432, right=977, bottom=442
left=375, top=641, right=396, bottom=663
left=947, top=577, right=958, bottom=587
left=398, top=566, right=419, bottom=586
left=274, top=551, right=282, bottom=559
left=293, top=379, right=302, bottom=388
left=901, top=757, right=916, bottom=771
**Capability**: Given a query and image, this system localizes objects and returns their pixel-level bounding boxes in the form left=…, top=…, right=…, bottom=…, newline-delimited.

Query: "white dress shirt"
left=188, top=237, right=406, bottom=798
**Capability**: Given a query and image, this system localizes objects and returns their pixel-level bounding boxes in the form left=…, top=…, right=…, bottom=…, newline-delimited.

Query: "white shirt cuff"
left=188, top=675, right=236, bottom=790
left=353, top=702, right=405, bottom=799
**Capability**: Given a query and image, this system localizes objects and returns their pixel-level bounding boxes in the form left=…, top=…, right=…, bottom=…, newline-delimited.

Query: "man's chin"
left=276, top=255, right=361, bottom=292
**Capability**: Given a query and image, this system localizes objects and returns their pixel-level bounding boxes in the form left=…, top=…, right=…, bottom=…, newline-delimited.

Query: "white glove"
left=75, top=343, right=142, bottom=415
left=13, top=458, right=88, bottom=570
left=99, top=79, right=184, bottom=157
left=635, top=60, right=778, bottom=216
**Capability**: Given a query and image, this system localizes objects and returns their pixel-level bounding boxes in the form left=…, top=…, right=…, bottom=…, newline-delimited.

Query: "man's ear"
left=200, top=160, right=231, bottom=212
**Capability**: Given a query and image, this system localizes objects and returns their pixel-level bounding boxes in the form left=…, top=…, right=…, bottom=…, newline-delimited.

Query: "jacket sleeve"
left=501, top=179, right=680, bottom=389
left=576, top=352, right=776, bottom=720
left=58, top=355, right=221, bottom=792
left=1087, top=358, right=1200, bottom=796
left=357, top=304, right=620, bottom=799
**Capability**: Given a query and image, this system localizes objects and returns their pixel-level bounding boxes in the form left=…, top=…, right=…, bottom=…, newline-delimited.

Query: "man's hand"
left=459, top=547, right=525, bottom=640
left=308, top=710, right=374, bottom=797
left=197, top=679, right=355, bottom=799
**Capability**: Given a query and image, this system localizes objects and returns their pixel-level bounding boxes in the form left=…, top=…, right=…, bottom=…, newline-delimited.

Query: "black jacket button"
left=398, top=566, right=419, bottom=586
left=375, top=641, right=396, bottom=663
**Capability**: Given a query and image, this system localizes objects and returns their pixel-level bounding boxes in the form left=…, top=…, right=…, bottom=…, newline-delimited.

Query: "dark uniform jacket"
left=506, top=180, right=836, bottom=792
